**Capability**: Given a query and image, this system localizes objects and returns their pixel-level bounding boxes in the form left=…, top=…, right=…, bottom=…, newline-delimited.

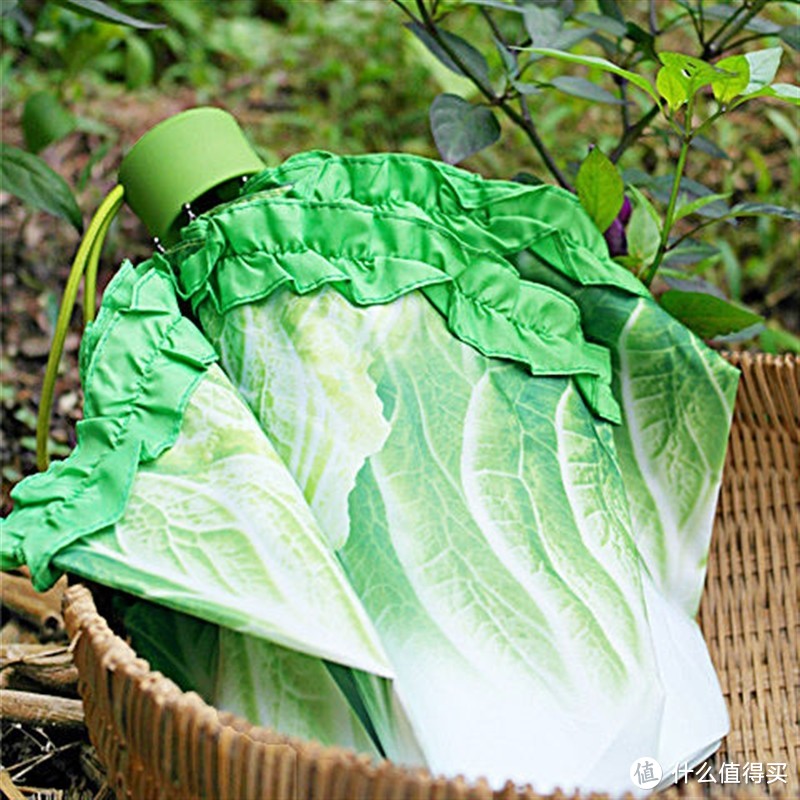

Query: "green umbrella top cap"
left=119, top=107, right=266, bottom=244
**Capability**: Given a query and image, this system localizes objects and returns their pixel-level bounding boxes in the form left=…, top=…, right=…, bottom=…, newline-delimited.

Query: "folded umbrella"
left=1, top=108, right=739, bottom=795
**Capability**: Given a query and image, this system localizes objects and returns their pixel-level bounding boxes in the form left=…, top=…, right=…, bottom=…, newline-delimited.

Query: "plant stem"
left=479, top=6, right=505, bottom=47
left=516, top=95, right=572, bottom=189
left=641, top=97, right=695, bottom=287
left=724, top=32, right=780, bottom=51
left=667, top=216, right=722, bottom=251
left=697, top=0, right=706, bottom=47
left=702, top=5, right=746, bottom=56
left=703, top=0, right=769, bottom=57
left=648, top=0, right=659, bottom=36
left=685, top=3, right=703, bottom=46
left=610, top=104, right=659, bottom=162
left=389, top=0, right=414, bottom=18
left=619, top=79, right=631, bottom=130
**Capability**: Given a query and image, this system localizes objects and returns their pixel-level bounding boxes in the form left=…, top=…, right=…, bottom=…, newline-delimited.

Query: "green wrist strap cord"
left=36, top=184, right=125, bottom=470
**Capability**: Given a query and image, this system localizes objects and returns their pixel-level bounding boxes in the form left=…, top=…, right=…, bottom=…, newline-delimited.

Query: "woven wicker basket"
left=62, top=352, right=798, bottom=800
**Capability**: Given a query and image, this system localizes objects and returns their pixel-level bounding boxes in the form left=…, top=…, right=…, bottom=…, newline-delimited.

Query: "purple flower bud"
left=618, top=195, right=632, bottom=226
left=604, top=218, right=627, bottom=257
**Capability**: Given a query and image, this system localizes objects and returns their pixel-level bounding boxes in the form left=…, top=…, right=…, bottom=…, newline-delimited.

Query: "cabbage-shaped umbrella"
left=1, top=108, right=738, bottom=795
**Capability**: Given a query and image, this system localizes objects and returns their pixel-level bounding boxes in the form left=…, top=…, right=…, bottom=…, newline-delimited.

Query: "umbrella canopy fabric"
left=241, top=151, right=740, bottom=616
left=163, top=151, right=734, bottom=792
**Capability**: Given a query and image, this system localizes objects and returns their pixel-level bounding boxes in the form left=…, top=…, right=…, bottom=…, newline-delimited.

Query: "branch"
left=0, top=689, right=85, bottom=731
left=479, top=6, right=505, bottom=47
left=619, top=79, right=631, bottom=131
left=1, top=574, right=66, bottom=640
left=684, top=3, right=703, bottom=45
left=517, top=94, right=572, bottom=189
left=610, top=104, right=659, bottom=163
left=697, top=0, right=706, bottom=48
left=648, top=0, right=659, bottom=36
left=667, top=216, right=723, bottom=251
left=389, top=0, right=414, bottom=18
left=703, top=0, right=769, bottom=58
left=702, top=4, right=746, bottom=55
left=723, top=32, right=781, bottom=52
left=0, top=645, right=78, bottom=697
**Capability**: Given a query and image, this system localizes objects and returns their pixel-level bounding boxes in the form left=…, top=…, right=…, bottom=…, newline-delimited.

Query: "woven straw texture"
left=62, top=352, right=798, bottom=800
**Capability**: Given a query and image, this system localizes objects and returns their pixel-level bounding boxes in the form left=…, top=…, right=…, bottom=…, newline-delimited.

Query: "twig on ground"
left=4, top=740, right=83, bottom=782
left=0, top=646, right=79, bottom=697
left=0, top=689, right=85, bottom=731
left=1, top=575, right=67, bottom=641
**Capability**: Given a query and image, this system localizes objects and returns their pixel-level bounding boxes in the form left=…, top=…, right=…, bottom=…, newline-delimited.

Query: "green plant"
left=0, top=0, right=164, bottom=229
left=393, top=0, right=799, bottom=348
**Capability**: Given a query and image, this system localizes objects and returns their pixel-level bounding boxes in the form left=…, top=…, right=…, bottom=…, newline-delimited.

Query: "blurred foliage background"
left=1, top=0, right=798, bottom=512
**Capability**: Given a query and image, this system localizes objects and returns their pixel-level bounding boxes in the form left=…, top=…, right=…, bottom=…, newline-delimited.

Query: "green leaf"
left=512, top=80, right=543, bottom=95
left=511, top=171, right=545, bottom=186
left=626, top=184, right=661, bottom=227
left=765, top=109, right=799, bottom=147
left=405, top=22, right=490, bottom=86
left=779, top=25, right=800, bottom=51
left=550, top=27, right=593, bottom=51
left=658, top=52, right=720, bottom=97
left=521, top=7, right=590, bottom=50
left=523, top=48, right=660, bottom=103
left=663, top=240, right=721, bottom=267
left=709, top=322, right=765, bottom=345
left=711, top=55, right=749, bottom=104
left=624, top=22, right=657, bottom=61
left=759, top=326, right=800, bottom=355
left=598, top=0, right=625, bottom=23
left=734, top=82, right=800, bottom=107
left=646, top=176, right=731, bottom=219
left=575, top=147, right=624, bottom=233
left=766, top=83, right=800, bottom=105
left=626, top=189, right=661, bottom=267
left=689, top=134, right=730, bottom=160
left=742, top=48, right=782, bottom=94
left=125, top=34, right=154, bottom=88
left=430, top=94, right=501, bottom=165
left=550, top=75, right=626, bottom=104
left=674, top=192, right=731, bottom=222
left=656, top=65, right=689, bottom=110
left=715, top=239, right=740, bottom=299
left=725, top=202, right=800, bottom=222
left=575, top=12, right=627, bottom=38
left=21, top=92, right=76, bottom=154
left=659, top=290, right=763, bottom=339
left=494, top=36, right=517, bottom=77
left=660, top=271, right=727, bottom=300
left=464, top=0, right=525, bottom=11
left=54, top=0, right=164, bottom=29
left=523, top=5, right=562, bottom=46
left=0, top=143, right=82, bottom=231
